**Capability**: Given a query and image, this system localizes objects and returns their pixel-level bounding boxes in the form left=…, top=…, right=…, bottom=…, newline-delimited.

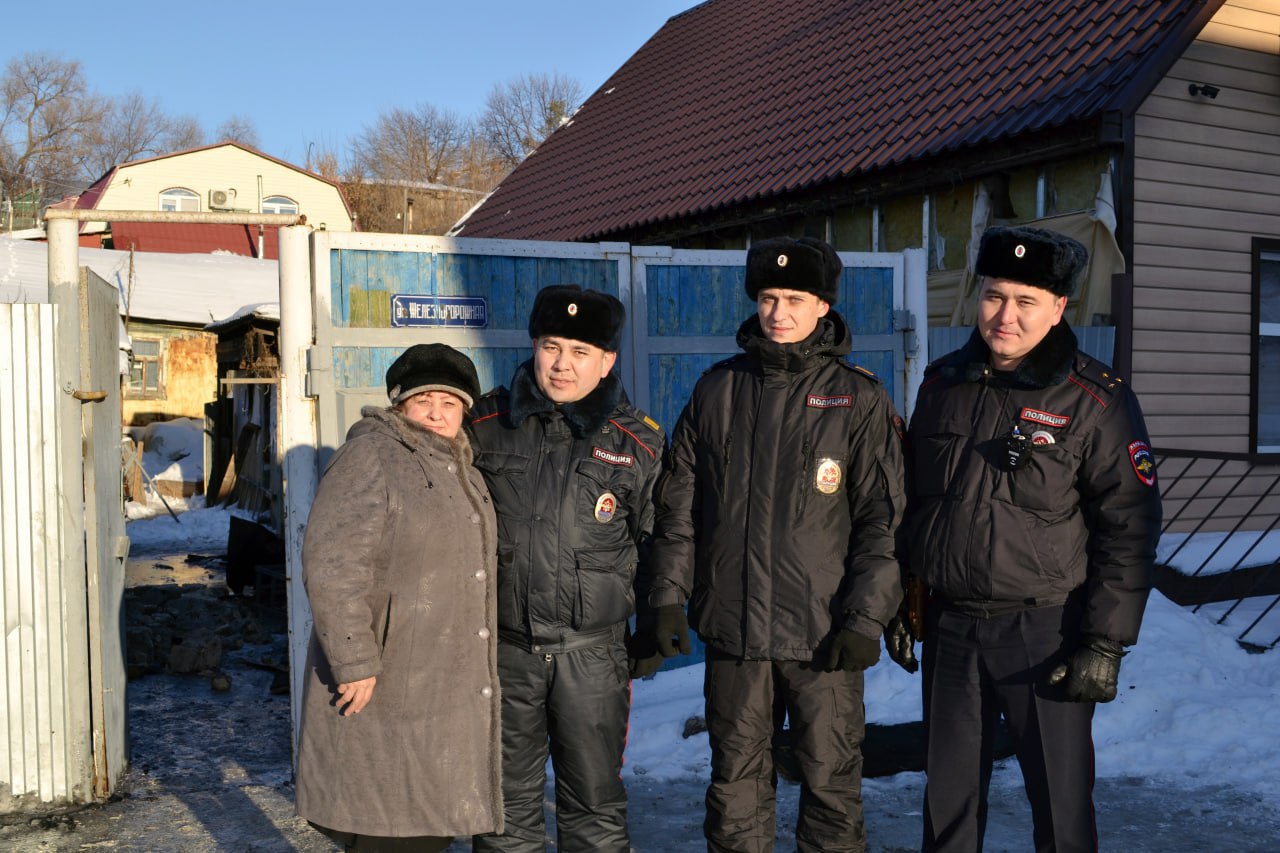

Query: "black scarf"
left=951, top=321, right=1078, bottom=388
left=508, top=359, right=623, bottom=438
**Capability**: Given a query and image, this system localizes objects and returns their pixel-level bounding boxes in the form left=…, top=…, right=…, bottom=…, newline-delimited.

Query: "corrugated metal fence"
left=0, top=266, right=126, bottom=814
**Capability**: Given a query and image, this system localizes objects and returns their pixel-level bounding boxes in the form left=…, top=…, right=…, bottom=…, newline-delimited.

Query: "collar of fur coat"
left=508, top=359, right=622, bottom=439
left=356, top=404, right=474, bottom=465
left=953, top=320, right=1078, bottom=388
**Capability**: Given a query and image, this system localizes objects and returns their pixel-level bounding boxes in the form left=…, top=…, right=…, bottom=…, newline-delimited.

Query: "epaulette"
left=609, top=410, right=663, bottom=461
left=1074, top=356, right=1124, bottom=396
left=839, top=362, right=881, bottom=384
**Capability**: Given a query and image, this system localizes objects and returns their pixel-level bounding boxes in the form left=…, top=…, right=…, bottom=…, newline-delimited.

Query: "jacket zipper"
left=797, top=438, right=811, bottom=520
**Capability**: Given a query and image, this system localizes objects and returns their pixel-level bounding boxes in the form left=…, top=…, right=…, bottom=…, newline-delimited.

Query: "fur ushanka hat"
left=528, top=284, right=626, bottom=352
left=744, top=236, right=843, bottom=304
left=975, top=225, right=1088, bottom=297
left=385, top=343, right=481, bottom=408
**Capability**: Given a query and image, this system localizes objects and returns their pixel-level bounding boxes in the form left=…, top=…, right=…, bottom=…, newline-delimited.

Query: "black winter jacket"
left=468, top=362, right=665, bottom=653
left=907, top=323, right=1162, bottom=645
left=648, top=312, right=906, bottom=660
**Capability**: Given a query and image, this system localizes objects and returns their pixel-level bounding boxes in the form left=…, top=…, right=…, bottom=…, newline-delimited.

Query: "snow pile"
left=627, top=592, right=1280, bottom=802
left=124, top=505, right=1280, bottom=803
left=126, top=502, right=249, bottom=556
left=126, top=418, right=207, bottom=521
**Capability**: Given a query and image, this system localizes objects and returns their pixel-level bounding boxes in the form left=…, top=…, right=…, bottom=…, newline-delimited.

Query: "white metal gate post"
left=277, top=224, right=319, bottom=751
left=902, top=247, right=929, bottom=418
left=46, top=217, right=94, bottom=803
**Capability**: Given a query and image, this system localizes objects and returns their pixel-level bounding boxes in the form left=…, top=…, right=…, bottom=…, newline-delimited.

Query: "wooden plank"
left=80, top=271, right=127, bottom=797
left=1131, top=307, right=1248, bottom=334
left=1132, top=350, right=1250, bottom=375
left=1197, top=22, right=1280, bottom=54
left=1146, top=413, right=1251, bottom=436
left=1207, top=3, right=1280, bottom=36
left=1132, top=241, right=1252, bottom=273
left=1136, top=373, right=1251, bottom=396
left=1135, top=114, right=1280, bottom=156
left=1135, top=202, right=1280, bottom=237
left=1136, top=137, right=1280, bottom=178
left=1135, top=158, right=1280, bottom=200
left=1142, top=393, right=1250, bottom=418
left=1132, top=265, right=1250, bottom=293
left=1129, top=329, right=1251, bottom=354
left=1136, top=179, right=1280, bottom=218
left=1133, top=286, right=1252, bottom=312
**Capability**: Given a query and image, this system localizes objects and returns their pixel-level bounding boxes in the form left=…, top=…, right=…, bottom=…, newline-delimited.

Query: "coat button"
left=470, top=513, right=481, bottom=523
left=475, top=569, right=486, bottom=581
left=447, top=463, right=457, bottom=473
left=478, top=627, right=491, bottom=639
left=481, top=686, right=493, bottom=698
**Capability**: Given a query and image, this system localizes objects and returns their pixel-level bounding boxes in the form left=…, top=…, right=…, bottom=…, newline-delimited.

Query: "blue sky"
left=4, top=0, right=695, bottom=167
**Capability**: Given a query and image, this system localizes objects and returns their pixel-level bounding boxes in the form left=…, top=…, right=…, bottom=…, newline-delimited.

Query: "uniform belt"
left=937, top=593, right=1071, bottom=619
left=498, top=622, right=624, bottom=654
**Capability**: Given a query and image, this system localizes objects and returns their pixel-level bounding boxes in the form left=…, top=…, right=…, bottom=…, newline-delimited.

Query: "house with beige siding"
left=456, top=0, right=1280, bottom=499
left=73, top=141, right=355, bottom=255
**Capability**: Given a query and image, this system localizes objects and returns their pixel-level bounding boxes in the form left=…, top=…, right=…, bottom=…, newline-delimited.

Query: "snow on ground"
left=1159, top=529, right=1280, bottom=576
left=124, top=507, right=1280, bottom=808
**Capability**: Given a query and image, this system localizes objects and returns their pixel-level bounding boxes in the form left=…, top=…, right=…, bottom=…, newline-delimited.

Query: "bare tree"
left=163, top=114, right=205, bottom=153
left=0, top=53, right=102, bottom=211
left=215, top=115, right=261, bottom=150
left=349, top=104, right=471, bottom=185
left=479, top=72, right=584, bottom=171
left=80, top=91, right=175, bottom=177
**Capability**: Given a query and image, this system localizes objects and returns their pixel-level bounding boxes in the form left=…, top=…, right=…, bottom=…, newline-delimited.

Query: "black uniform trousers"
left=704, top=647, right=867, bottom=853
left=921, top=602, right=1098, bottom=853
left=472, top=636, right=631, bottom=853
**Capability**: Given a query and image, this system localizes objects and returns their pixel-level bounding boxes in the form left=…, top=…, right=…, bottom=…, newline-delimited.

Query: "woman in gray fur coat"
left=296, top=343, right=501, bottom=853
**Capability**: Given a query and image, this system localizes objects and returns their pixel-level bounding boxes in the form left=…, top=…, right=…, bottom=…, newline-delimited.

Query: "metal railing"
left=1155, top=449, right=1280, bottom=651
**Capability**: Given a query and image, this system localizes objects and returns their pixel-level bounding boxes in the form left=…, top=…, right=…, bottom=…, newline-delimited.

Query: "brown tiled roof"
left=457, top=0, right=1223, bottom=242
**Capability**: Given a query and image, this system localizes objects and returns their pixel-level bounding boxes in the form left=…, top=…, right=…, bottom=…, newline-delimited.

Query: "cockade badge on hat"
left=777, top=254, right=789, bottom=268
left=567, top=303, right=578, bottom=316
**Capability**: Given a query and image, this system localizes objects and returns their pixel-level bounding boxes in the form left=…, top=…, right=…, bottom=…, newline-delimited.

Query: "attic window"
left=159, top=188, right=200, bottom=212
left=262, top=195, right=299, bottom=215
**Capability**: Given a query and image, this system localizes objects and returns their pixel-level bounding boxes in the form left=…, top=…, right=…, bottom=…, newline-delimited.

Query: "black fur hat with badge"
left=976, top=225, right=1088, bottom=297
left=385, top=343, right=481, bottom=408
left=528, top=284, right=626, bottom=352
left=744, top=236, right=843, bottom=304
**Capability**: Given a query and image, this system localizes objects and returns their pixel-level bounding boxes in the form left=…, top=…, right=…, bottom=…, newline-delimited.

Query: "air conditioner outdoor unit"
left=209, top=188, right=236, bottom=210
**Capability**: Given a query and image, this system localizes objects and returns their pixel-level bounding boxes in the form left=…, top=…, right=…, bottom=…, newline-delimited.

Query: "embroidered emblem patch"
left=1128, top=441, right=1157, bottom=487
left=815, top=458, right=843, bottom=495
left=807, top=394, right=852, bottom=409
left=1031, top=430, right=1055, bottom=446
left=594, top=492, right=618, bottom=523
left=1020, top=407, right=1071, bottom=429
left=592, top=447, right=634, bottom=467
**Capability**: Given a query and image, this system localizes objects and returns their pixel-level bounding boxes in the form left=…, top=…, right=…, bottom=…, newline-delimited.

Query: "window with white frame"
left=159, top=188, right=200, bottom=212
left=262, top=195, right=299, bottom=215
left=128, top=338, right=163, bottom=397
left=1257, top=243, right=1280, bottom=454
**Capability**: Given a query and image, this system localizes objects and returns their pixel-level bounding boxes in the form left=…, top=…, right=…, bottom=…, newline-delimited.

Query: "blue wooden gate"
left=306, top=232, right=910, bottom=670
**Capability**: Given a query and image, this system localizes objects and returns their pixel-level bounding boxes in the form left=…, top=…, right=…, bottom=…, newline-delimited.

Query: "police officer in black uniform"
left=647, top=237, right=905, bottom=852
left=888, top=226, right=1162, bottom=852
left=469, top=285, right=665, bottom=853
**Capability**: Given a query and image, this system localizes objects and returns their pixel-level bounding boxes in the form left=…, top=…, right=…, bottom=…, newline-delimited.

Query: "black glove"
left=824, top=628, right=881, bottom=672
left=884, top=615, right=918, bottom=673
left=652, top=604, right=691, bottom=658
left=1047, top=635, right=1125, bottom=702
left=626, top=622, right=665, bottom=679
left=629, top=652, right=665, bottom=679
